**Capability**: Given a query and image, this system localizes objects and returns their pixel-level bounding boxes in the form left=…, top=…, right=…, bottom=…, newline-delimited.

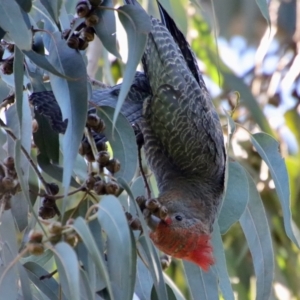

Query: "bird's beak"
left=146, top=214, right=161, bottom=231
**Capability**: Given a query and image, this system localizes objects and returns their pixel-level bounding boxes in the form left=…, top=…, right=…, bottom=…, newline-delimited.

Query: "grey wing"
left=141, top=17, right=225, bottom=183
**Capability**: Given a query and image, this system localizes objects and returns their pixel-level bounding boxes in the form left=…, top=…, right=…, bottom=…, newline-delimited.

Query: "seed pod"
left=65, top=233, right=78, bottom=247
left=66, top=218, right=75, bottom=226
left=47, top=182, right=59, bottom=195
left=159, top=205, right=168, bottom=220
left=28, top=230, right=43, bottom=243
left=85, top=14, right=99, bottom=27
left=7, top=44, right=15, bottom=53
left=28, top=243, right=44, bottom=256
left=129, top=217, right=141, bottom=231
left=48, top=221, right=63, bottom=235
left=3, top=156, right=15, bottom=170
left=85, top=152, right=95, bottom=162
left=96, top=141, right=107, bottom=152
left=93, top=180, right=105, bottom=195
left=76, top=1, right=90, bottom=18
left=146, top=198, right=161, bottom=211
left=67, top=35, right=80, bottom=49
left=2, top=176, right=14, bottom=190
left=42, top=197, right=55, bottom=208
left=104, top=181, right=119, bottom=195
left=81, top=27, right=95, bottom=42
left=49, top=234, right=62, bottom=245
left=78, top=140, right=91, bottom=156
left=97, top=151, right=110, bottom=165
left=86, top=113, right=100, bottom=128
left=160, top=254, right=172, bottom=270
left=93, top=119, right=106, bottom=133
left=32, top=119, right=39, bottom=133
left=1, top=59, right=14, bottom=75
left=106, top=158, right=121, bottom=174
left=62, top=29, right=71, bottom=40
left=78, top=38, right=88, bottom=50
left=3, top=193, right=11, bottom=210
left=85, top=175, right=96, bottom=189
left=136, top=196, right=146, bottom=211
left=38, top=206, right=56, bottom=219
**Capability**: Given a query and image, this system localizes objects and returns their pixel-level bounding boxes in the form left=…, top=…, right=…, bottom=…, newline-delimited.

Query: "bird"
left=30, top=0, right=226, bottom=271
left=128, top=0, right=226, bottom=270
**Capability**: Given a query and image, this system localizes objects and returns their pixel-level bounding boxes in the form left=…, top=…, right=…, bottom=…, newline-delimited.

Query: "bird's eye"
left=175, top=215, right=182, bottom=221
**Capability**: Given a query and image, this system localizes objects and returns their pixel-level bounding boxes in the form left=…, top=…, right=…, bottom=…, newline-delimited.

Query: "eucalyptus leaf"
left=239, top=171, right=274, bottom=300
left=47, top=32, right=87, bottom=207
left=51, top=242, right=80, bottom=300
left=93, top=0, right=120, bottom=58
left=24, top=261, right=67, bottom=300
left=97, top=195, right=136, bottom=300
left=183, top=261, right=219, bottom=300
left=251, top=132, right=300, bottom=248
left=15, top=0, right=32, bottom=13
left=72, top=217, right=114, bottom=300
left=96, top=106, right=138, bottom=183
left=115, top=3, right=151, bottom=125
left=0, top=1, right=32, bottom=50
left=255, top=0, right=270, bottom=25
left=218, top=161, right=249, bottom=234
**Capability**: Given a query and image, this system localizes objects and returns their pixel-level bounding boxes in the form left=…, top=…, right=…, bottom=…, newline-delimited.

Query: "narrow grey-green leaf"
left=255, top=0, right=270, bottom=25
left=72, top=217, right=114, bottom=300
left=80, top=268, right=95, bottom=300
left=211, top=224, right=234, bottom=300
left=15, top=0, right=32, bottom=12
left=40, top=0, right=62, bottom=25
left=0, top=211, right=19, bottom=299
left=183, top=261, right=218, bottom=300
left=51, top=242, right=80, bottom=300
left=23, top=50, right=67, bottom=78
left=163, top=275, right=186, bottom=300
left=222, top=71, right=273, bottom=136
left=48, top=32, right=87, bottom=208
left=118, top=178, right=168, bottom=299
left=115, top=4, right=151, bottom=125
left=93, top=0, right=120, bottom=58
left=151, top=284, right=177, bottom=300
left=18, top=263, right=33, bottom=300
left=250, top=132, right=300, bottom=248
left=135, top=257, right=153, bottom=300
left=96, top=106, right=137, bottom=183
left=97, top=195, right=136, bottom=300
left=24, top=261, right=66, bottom=300
left=0, top=1, right=32, bottom=50
left=239, top=171, right=274, bottom=300
left=11, top=193, right=28, bottom=232
left=218, top=161, right=249, bottom=234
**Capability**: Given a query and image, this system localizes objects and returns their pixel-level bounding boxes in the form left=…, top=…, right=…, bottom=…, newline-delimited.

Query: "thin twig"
left=137, top=144, right=151, bottom=199
left=0, top=118, right=51, bottom=194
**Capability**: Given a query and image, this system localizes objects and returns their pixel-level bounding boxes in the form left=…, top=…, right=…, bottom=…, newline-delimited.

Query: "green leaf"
left=18, top=263, right=33, bottom=299
left=183, top=261, right=219, bottom=300
left=134, top=257, right=153, bottom=300
left=47, top=32, right=87, bottom=209
left=11, top=193, right=28, bottom=232
left=118, top=178, right=168, bottom=300
left=93, top=0, right=120, bottom=58
left=239, top=171, right=274, bottom=300
left=218, top=161, right=249, bottom=234
left=79, top=268, right=95, bottom=300
left=24, top=261, right=67, bottom=300
left=96, top=106, right=138, bottom=183
left=255, top=0, right=270, bottom=25
left=211, top=224, right=234, bottom=300
left=51, top=242, right=80, bottom=300
left=115, top=3, right=151, bottom=126
left=72, top=217, right=114, bottom=300
left=222, top=71, right=273, bottom=136
left=0, top=1, right=32, bottom=50
left=40, top=0, right=63, bottom=25
left=250, top=132, right=300, bottom=248
left=151, top=284, right=177, bottom=300
left=21, top=249, right=53, bottom=266
left=0, top=211, right=19, bottom=299
left=15, top=0, right=32, bottom=13
left=97, top=195, right=136, bottom=300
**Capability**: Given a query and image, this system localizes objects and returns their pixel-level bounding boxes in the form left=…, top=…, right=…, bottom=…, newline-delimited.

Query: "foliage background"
left=0, top=0, right=299, bottom=299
